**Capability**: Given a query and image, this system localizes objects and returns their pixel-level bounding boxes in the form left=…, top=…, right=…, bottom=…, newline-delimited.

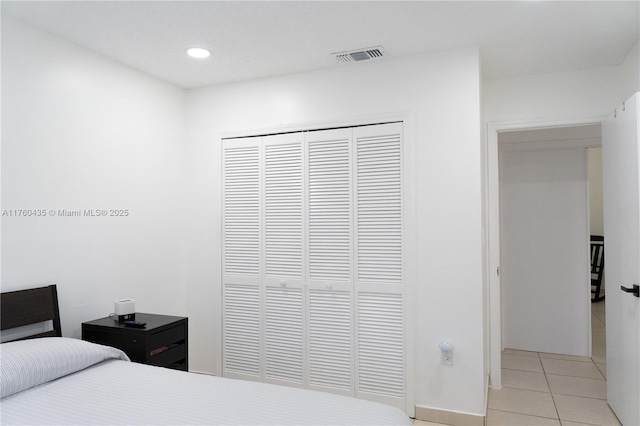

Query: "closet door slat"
left=308, top=288, right=353, bottom=394
left=263, top=133, right=305, bottom=387
left=222, top=137, right=263, bottom=381
left=223, top=283, right=261, bottom=378
left=223, top=140, right=261, bottom=276
left=307, top=129, right=352, bottom=282
left=264, top=286, right=304, bottom=385
left=355, top=124, right=403, bottom=284
left=356, top=291, right=405, bottom=408
left=264, top=134, right=303, bottom=279
left=354, top=123, right=405, bottom=410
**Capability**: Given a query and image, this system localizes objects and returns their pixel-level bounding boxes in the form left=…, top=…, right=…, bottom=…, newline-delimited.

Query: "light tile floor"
left=412, top=302, right=614, bottom=426
left=486, top=300, right=618, bottom=426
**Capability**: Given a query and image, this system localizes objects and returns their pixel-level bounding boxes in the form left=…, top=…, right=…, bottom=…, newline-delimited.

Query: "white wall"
left=484, top=42, right=639, bottom=124
left=619, top=42, right=640, bottom=103
left=500, top=147, right=590, bottom=356
left=183, top=49, right=486, bottom=415
left=484, top=66, right=622, bottom=124
left=588, top=148, right=604, bottom=236
left=1, top=17, right=187, bottom=338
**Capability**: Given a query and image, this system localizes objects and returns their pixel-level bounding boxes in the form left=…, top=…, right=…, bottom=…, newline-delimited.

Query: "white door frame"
left=486, top=115, right=607, bottom=389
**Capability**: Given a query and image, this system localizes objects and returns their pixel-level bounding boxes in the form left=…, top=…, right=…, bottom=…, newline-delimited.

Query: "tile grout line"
left=542, top=372, right=605, bottom=380
left=590, top=353, right=606, bottom=381
left=487, top=407, right=561, bottom=422
left=538, top=351, right=562, bottom=423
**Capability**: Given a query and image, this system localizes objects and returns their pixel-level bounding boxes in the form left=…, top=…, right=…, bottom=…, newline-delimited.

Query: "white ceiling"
left=2, top=1, right=639, bottom=90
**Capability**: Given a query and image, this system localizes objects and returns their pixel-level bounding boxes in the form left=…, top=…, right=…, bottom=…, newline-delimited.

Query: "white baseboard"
left=415, top=405, right=485, bottom=426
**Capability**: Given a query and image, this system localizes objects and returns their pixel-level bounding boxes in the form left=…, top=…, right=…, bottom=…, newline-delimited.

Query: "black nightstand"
left=82, top=313, right=188, bottom=371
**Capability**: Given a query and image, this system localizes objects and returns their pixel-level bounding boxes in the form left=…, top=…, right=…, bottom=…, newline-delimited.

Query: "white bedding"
left=0, top=338, right=411, bottom=425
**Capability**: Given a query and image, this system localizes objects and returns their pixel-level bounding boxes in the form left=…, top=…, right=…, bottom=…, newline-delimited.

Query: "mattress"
left=0, top=338, right=411, bottom=425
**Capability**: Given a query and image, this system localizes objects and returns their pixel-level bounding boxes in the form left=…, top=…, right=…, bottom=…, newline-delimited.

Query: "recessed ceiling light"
left=186, top=47, right=211, bottom=59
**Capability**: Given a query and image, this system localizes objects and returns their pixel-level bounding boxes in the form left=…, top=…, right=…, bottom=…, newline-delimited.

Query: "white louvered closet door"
left=354, top=123, right=405, bottom=410
left=222, top=137, right=262, bottom=381
left=305, top=128, right=354, bottom=396
left=221, top=122, right=406, bottom=410
left=262, top=133, right=305, bottom=387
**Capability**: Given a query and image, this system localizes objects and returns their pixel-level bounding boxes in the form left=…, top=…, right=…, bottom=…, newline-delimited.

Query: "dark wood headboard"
left=1, top=285, right=62, bottom=341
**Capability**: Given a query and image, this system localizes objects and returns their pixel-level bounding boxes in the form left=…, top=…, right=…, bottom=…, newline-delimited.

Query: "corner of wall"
left=618, top=41, right=640, bottom=101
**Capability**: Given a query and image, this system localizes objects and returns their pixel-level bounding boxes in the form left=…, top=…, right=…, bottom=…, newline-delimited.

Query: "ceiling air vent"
left=334, top=46, right=387, bottom=63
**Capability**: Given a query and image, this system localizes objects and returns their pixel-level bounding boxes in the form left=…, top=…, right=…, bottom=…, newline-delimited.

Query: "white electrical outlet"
left=439, top=341, right=454, bottom=365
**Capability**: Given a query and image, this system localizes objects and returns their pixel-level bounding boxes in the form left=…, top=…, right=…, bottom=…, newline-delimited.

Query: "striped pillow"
left=0, top=337, right=129, bottom=398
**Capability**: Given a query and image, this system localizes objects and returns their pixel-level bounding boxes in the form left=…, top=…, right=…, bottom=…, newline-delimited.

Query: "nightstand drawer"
left=150, top=324, right=185, bottom=350
left=149, top=343, right=186, bottom=368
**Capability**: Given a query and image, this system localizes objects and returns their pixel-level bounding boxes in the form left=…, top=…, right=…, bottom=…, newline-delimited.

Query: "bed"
left=0, top=285, right=412, bottom=425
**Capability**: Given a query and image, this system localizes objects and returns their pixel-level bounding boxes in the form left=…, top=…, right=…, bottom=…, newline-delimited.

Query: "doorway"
left=487, top=120, right=604, bottom=389
left=587, top=147, right=607, bottom=373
